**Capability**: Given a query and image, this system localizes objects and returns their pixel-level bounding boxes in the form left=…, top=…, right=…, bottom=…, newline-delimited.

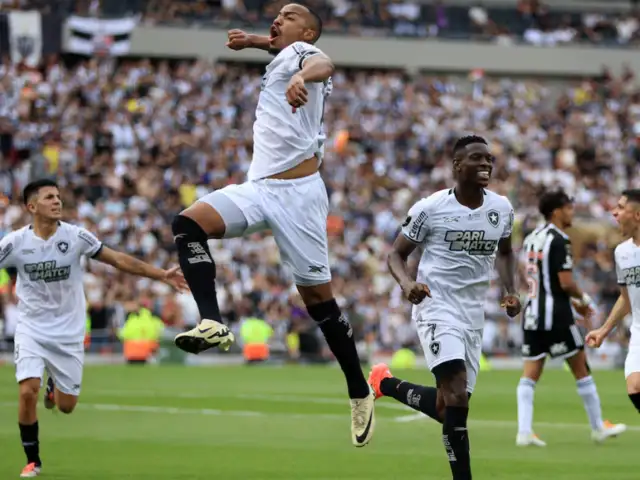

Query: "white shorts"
left=198, top=172, right=331, bottom=286
left=625, top=345, right=640, bottom=379
left=14, top=333, right=84, bottom=396
left=417, top=321, right=483, bottom=394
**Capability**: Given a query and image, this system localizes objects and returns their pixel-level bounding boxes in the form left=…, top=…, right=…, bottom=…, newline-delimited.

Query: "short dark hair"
left=539, top=189, right=573, bottom=220
left=622, top=189, right=640, bottom=204
left=295, top=2, right=323, bottom=43
left=22, top=179, right=59, bottom=205
left=453, top=135, right=488, bottom=158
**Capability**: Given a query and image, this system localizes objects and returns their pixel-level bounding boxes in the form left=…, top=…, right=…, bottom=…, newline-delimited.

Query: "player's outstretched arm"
left=93, top=246, right=188, bottom=292
left=388, top=235, right=430, bottom=305
left=226, top=29, right=270, bottom=51
left=497, top=236, right=522, bottom=317
left=587, top=289, right=631, bottom=347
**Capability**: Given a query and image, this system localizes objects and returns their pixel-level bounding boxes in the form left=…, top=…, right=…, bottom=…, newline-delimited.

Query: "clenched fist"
left=401, top=281, right=431, bottom=305
left=226, top=29, right=252, bottom=50
left=286, top=74, right=308, bottom=113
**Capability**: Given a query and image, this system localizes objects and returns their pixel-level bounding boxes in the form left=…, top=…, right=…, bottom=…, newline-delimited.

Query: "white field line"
left=0, top=399, right=636, bottom=432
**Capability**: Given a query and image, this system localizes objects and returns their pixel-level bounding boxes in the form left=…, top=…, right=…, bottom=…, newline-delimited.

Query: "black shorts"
left=522, top=325, right=585, bottom=360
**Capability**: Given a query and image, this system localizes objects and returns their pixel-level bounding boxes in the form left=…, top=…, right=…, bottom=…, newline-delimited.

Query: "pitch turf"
left=0, top=364, right=637, bottom=479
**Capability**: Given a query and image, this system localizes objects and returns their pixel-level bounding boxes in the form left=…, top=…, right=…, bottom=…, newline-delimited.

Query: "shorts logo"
left=550, top=342, right=568, bottom=356
left=308, top=265, right=326, bottom=273
left=14, top=344, right=19, bottom=362
left=487, top=210, right=500, bottom=228
left=72, top=383, right=81, bottom=391
left=522, top=344, right=530, bottom=356
left=429, top=341, right=440, bottom=356
left=56, top=241, right=69, bottom=254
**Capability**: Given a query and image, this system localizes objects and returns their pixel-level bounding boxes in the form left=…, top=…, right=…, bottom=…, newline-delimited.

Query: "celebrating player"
left=169, top=4, right=375, bottom=447
left=369, top=136, right=520, bottom=480
left=0, top=179, right=187, bottom=478
left=516, top=189, right=625, bottom=446
left=587, top=189, right=640, bottom=414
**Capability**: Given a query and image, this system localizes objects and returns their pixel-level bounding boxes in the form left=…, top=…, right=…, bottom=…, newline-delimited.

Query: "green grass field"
left=0, top=365, right=637, bottom=479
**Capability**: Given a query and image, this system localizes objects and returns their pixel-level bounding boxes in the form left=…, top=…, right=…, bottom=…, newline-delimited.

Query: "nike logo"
left=173, top=234, right=187, bottom=242
left=355, top=406, right=374, bottom=445
left=198, top=327, right=212, bottom=334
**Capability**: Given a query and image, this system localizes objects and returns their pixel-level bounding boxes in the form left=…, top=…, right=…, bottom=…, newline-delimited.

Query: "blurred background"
left=0, top=0, right=638, bottom=369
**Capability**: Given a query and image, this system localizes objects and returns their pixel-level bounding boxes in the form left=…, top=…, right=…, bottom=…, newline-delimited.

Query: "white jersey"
left=0, top=222, right=102, bottom=345
left=401, top=188, right=514, bottom=330
left=249, top=41, right=332, bottom=181
left=615, top=238, right=640, bottom=346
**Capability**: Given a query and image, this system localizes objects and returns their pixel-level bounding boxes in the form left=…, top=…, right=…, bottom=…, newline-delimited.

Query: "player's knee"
left=171, top=214, right=209, bottom=240
left=433, top=360, right=468, bottom=407
left=18, top=381, right=39, bottom=406
left=297, top=282, right=333, bottom=306
left=56, top=393, right=78, bottom=414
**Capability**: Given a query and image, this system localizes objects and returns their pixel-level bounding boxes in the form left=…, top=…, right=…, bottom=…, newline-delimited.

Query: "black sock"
left=443, top=406, right=471, bottom=480
left=19, top=422, right=41, bottom=466
left=629, top=393, right=640, bottom=413
left=172, top=215, right=222, bottom=322
left=380, top=377, right=442, bottom=423
left=307, top=300, right=369, bottom=399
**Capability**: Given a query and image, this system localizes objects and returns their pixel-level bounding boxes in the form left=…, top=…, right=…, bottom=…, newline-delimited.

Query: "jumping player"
left=516, top=189, right=625, bottom=446
left=369, top=136, right=520, bottom=480
left=169, top=4, right=375, bottom=447
left=587, top=189, right=640, bottom=415
left=0, top=179, right=187, bottom=477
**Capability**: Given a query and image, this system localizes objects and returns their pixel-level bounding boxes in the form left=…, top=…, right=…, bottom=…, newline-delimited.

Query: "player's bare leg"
left=516, top=358, right=547, bottom=447
left=368, top=363, right=445, bottom=423
left=297, top=282, right=375, bottom=446
left=566, top=351, right=626, bottom=442
left=432, top=360, right=471, bottom=480
left=171, top=203, right=235, bottom=353
left=626, top=372, right=640, bottom=412
left=18, top=378, right=42, bottom=477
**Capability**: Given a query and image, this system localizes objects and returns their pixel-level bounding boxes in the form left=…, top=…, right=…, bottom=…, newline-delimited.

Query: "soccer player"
left=587, top=189, right=640, bottom=414
left=516, top=189, right=626, bottom=446
left=369, top=136, right=520, bottom=480
left=0, top=179, right=187, bottom=478
left=169, top=3, right=375, bottom=447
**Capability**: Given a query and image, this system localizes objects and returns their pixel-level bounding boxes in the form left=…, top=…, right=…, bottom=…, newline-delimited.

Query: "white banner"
left=8, top=10, right=42, bottom=67
left=66, top=15, right=138, bottom=57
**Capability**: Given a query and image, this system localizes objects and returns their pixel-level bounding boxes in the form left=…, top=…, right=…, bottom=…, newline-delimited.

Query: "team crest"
left=402, top=216, right=411, bottom=227
left=56, top=241, right=69, bottom=254
left=487, top=210, right=500, bottom=228
left=429, top=341, right=440, bottom=356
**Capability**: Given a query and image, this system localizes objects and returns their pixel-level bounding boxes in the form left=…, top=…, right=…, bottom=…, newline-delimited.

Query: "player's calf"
left=18, top=379, right=42, bottom=473
left=299, top=283, right=374, bottom=447
left=171, top=211, right=234, bottom=353
left=369, top=363, right=444, bottom=423
left=626, top=373, right=640, bottom=413
left=433, top=360, right=471, bottom=480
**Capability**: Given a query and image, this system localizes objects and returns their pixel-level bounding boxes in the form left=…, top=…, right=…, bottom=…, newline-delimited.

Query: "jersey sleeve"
left=0, top=232, right=17, bottom=268
left=501, top=200, right=515, bottom=239
left=76, top=227, right=103, bottom=258
left=290, top=42, right=323, bottom=71
left=400, top=199, right=431, bottom=244
left=614, top=246, right=626, bottom=286
left=549, top=236, right=573, bottom=272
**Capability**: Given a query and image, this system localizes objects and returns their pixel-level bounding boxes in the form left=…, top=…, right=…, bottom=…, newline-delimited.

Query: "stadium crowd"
left=0, top=55, right=637, bottom=361
left=136, top=0, right=640, bottom=47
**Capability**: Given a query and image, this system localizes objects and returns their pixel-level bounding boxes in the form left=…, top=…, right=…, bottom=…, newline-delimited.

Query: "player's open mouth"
left=269, top=26, right=280, bottom=41
left=477, top=171, right=491, bottom=180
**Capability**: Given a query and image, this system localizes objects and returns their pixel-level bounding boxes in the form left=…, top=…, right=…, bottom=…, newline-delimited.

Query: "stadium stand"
left=0, top=0, right=637, bottom=368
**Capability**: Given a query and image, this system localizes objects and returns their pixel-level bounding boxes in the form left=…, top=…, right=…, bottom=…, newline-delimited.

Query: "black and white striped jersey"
left=522, top=223, right=574, bottom=331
